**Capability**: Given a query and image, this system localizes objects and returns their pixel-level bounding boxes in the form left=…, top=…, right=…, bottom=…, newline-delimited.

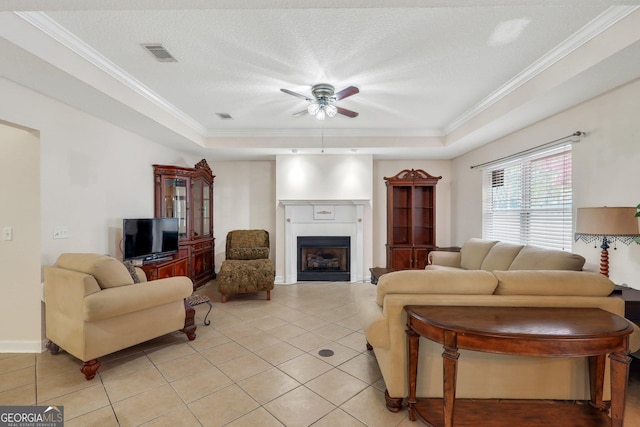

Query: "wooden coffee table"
left=405, top=306, right=634, bottom=427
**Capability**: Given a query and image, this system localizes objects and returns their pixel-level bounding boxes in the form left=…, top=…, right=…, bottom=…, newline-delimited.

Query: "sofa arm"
left=44, top=267, right=102, bottom=311
left=83, top=276, right=193, bottom=322
left=428, top=251, right=462, bottom=267
left=354, top=283, right=390, bottom=349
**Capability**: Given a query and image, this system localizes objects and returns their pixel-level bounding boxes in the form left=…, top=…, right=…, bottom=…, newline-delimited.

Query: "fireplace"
left=297, top=236, right=350, bottom=281
left=280, top=200, right=367, bottom=283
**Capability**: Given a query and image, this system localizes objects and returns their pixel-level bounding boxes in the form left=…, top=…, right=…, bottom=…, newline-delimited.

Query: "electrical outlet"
left=53, top=226, right=69, bottom=239
left=2, top=226, right=12, bottom=241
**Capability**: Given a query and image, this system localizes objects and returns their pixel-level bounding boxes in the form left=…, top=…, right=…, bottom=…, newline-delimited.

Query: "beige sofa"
left=355, top=268, right=640, bottom=412
left=44, top=253, right=196, bottom=380
left=427, top=238, right=586, bottom=271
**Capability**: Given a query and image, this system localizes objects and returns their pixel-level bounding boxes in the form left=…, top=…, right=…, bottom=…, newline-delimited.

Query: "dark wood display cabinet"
left=149, top=159, right=215, bottom=289
left=384, top=169, right=441, bottom=270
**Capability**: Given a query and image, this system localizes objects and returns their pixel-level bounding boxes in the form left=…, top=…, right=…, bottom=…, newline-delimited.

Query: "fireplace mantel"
left=279, top=200, right=368, bottom=283
left=279, top=199, right=370, bottom=206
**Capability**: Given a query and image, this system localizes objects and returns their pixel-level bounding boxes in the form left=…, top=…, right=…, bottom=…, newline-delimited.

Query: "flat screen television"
left=123, top=218, right=179, bottom=262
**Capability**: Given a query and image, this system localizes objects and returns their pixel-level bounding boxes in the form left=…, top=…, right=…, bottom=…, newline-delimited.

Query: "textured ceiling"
left=1, top=1, right=640, bottom=159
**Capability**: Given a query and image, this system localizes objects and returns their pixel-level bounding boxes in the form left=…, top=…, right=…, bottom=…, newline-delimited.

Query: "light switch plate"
left=53, top=226, right=69, bottom=239
left=2, top=226, right=12, bottom=241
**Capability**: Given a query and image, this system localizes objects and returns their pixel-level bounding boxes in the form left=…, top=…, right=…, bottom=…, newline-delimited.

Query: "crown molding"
left=204, top=127, right=444, bottom=138
left=13, top=7, right=638, bottom=142
left=445, top=5, right=640, bottom=134
left=15, top=11, right=208, bottom=135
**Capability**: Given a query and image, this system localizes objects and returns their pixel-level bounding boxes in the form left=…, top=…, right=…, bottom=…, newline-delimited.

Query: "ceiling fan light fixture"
left=308, top=103, right=320, bottom=115
left=282, top=83, right=359, bottom=120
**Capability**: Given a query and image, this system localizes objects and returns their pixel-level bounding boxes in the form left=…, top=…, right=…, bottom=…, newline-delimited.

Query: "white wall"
left=229, top=156, right=454, bottom=278
left=274, top=154, right=374, bottom=282
left=0, top=77, right=202, bottom=351
left=212, top=160, right=276, bottom=271
left=0, top=121, right=41, bottom=351
left=451, top=77, right=640, bottom=288
left=5, top=67, right=640, bottom=351
left=276, top=154, right=373, bottom=201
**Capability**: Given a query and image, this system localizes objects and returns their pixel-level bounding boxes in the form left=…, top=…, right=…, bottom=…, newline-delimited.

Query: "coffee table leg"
left=609, top=351, right=631, bottom=427
left=442, top=330, right=459, bottom=427
left=406, top=327, right=420, bottom=421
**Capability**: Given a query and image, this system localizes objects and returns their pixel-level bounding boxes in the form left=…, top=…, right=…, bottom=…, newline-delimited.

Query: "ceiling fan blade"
left=281, top=88, right=311, bottom=101
left=292, top=109, right=308, bottom=117
left=337, top=107, right=359, bottom=118
left=334, top=86, right=359, bottom=101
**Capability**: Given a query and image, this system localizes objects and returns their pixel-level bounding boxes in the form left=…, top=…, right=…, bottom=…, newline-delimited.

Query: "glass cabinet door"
left=391, top=185, right=412, bottom=245
left=412, top=185, right=434, bottom=246
left=163, top=178, right=188, bottom=239
left=192, top=179, right=203, bottom=238
left=202, top=182, right=211, bottom=237
left=191, top=177, right=211, bottom=238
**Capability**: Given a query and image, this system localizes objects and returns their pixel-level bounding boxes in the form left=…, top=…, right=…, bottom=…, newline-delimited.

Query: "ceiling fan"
left=281, top=83, right=359, bottom=120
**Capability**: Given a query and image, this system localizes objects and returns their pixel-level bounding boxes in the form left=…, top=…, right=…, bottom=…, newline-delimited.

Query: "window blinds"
left=482, top=143, right=572, bottom=251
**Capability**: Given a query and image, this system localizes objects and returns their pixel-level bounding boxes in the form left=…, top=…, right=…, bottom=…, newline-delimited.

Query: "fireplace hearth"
left=297, top=236, right=350, bottom=281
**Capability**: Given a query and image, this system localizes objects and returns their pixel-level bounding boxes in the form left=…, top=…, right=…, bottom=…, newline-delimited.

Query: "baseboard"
left=274, top=276, right=371, bottom=284
left=0, top=339, right=46, bottom=353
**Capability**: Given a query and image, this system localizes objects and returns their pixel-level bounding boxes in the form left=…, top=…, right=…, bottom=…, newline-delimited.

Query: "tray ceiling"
left=1, top=1, right=640, bottom=159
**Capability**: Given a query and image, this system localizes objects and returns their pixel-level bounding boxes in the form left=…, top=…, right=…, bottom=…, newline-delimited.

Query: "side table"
left=369, top=267, right=397, bottom=285
left=186, top=294, right=212, bottom=326
left=405, top=305, right=633, bottom=427
left=610, top=285, right=640, bottom=358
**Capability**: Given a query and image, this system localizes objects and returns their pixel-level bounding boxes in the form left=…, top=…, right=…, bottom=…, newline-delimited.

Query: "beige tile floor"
left=1, top=281, right=639, bottom=426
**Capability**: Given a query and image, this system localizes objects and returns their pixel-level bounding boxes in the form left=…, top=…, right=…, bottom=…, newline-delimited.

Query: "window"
left=482, top=143, right=572, bottom=251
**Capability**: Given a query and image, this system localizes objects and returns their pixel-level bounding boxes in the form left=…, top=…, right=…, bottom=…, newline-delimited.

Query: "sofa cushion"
left=376, top=269, right=498, bottom=306
left=493, top=270, right=614, bottom=296
left=480, top=242, right=524, bottom=271
left=509, top=245, right=585, bottom=271
left=228, top=247, right=269, bottom=260
left=424, top=265, right=463, bottom=271
left=83, top=276, right=193, bottom=321
left=56, top=253, right=134, bottom=289
left=459, top=238, right=499, bottom=270
left=228, top=229, right=269, bottom=248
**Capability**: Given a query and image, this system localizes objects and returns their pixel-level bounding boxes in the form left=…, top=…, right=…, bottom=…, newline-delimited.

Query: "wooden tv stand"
left=405, top=306, right=633, bottom=427
left=140, top=255, right=189, bottom=283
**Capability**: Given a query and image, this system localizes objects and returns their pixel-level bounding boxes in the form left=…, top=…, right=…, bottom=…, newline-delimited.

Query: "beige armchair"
left=44, top=253, right=196, bottom=380
left=218, top=230, right=275, bottom=303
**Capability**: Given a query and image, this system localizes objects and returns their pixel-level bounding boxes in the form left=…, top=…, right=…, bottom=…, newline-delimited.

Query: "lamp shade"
left=575, top=207, right=639, bottom=236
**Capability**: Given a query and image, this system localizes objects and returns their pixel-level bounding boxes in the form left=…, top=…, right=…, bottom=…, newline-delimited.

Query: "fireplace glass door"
left=297, top=236, right=350, bottom=281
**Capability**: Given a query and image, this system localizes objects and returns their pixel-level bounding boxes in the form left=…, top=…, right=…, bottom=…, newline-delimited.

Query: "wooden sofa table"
left=405, top=306, right=634, bottom=427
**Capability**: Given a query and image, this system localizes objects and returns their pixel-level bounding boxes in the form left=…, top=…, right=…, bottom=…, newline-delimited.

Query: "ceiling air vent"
left=141, top=44, right=177, bottom=62
left=216, top=113, right=233, bottom=120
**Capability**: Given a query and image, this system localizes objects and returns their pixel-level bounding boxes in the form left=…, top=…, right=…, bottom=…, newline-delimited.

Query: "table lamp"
left=574, top=207, right=639, bottom=277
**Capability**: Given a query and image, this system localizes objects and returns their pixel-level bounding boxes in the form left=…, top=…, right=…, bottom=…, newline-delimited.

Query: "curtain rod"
left=470, top=131, right=585, bottom=170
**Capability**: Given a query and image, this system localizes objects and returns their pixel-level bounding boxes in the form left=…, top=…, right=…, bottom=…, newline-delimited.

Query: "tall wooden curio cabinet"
left=385, top=169, right=442, bottom=270
left=153, top=159, right=215, bottom=288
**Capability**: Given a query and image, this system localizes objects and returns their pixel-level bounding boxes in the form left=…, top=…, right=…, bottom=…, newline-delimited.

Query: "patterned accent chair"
left=218, top=230, right=275, bottom=303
